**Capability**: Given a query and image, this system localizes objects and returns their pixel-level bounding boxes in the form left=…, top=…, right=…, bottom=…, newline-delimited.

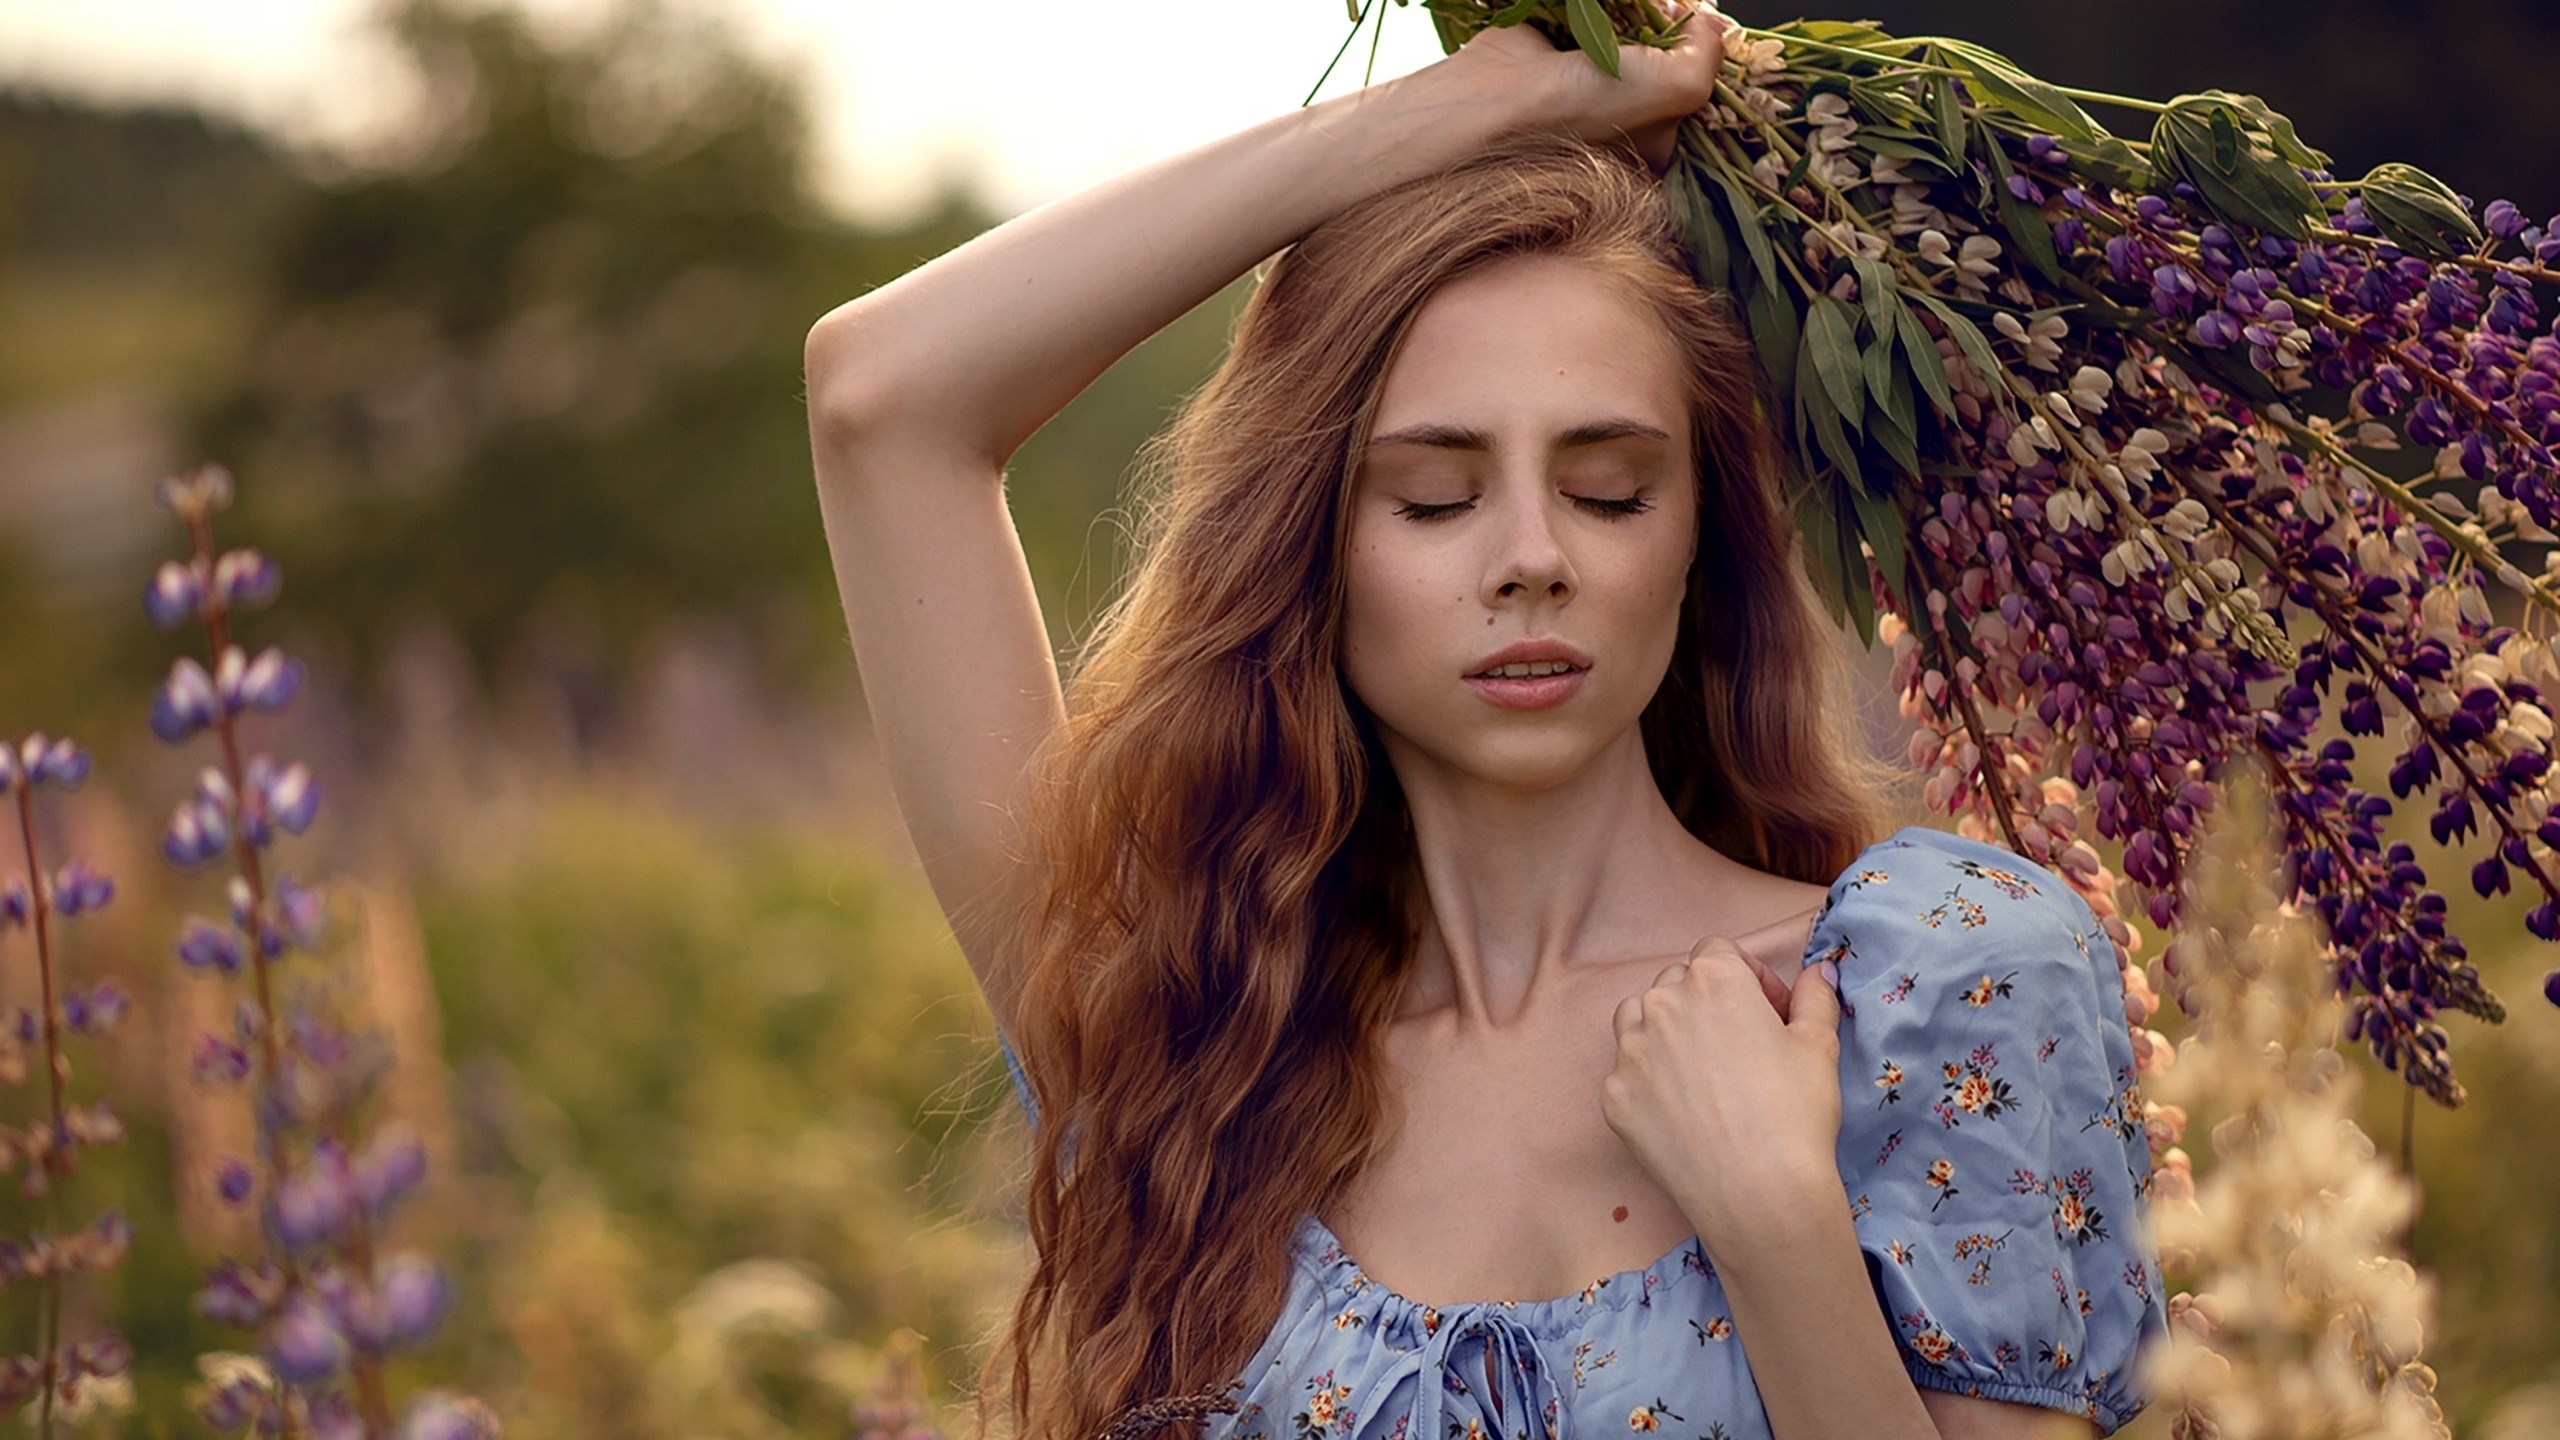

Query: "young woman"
left=801, top=5, right=2163, bottom=1439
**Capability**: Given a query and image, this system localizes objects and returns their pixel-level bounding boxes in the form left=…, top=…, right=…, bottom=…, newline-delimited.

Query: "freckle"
left=1612, top=1205, right=1629, bottom=1223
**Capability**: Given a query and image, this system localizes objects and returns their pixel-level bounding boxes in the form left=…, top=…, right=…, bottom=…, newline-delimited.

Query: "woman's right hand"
left=1438, top=0, right=1731, bottom=176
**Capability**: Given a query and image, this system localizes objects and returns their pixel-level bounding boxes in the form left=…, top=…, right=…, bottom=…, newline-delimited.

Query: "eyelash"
left=1392, top=496, right=1655, bottom=522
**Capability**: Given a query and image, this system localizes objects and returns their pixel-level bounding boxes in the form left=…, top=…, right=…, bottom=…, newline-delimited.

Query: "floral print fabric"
left=994, top=824, right=2165, bottom=1438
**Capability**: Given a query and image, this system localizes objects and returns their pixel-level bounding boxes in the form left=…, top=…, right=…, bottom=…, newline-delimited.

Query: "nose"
left=1481, top=483, right=1576, bottom=607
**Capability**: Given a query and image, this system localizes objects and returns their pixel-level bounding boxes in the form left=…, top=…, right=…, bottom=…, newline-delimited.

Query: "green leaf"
left=1864, top=338, right=1920, bottom=470
left=1838, top=495, right=1878, bottom=645
left=1805, top=295, right=1867, bottom=430
left=2208, top=107, right=2241, bottom=173
left=1854, top=131, right=1955, bottom=169
left=1928, top=76, right=1966, bottom=170
left=1897, top=301, right=1956, bottom=418
left=1788, top=472, right=1851, bottom=628
left=1799, top=353, right=1867, bottom=493
left=1745, top=276, right=1801, bottom=404
left=1914, top=293, right=2006, bottom=397
left=2358, top=162, right=2484, bottom=259
left=1850, top=480, right=1914, bottom=620
left=1977, top=125, right=2062, bottom=283
left=1565, top=0, right=1620, bottom=78
left=1667, top=167, right=1730, bottom=293
left=2150, top=95, right=2326, bottom=239
left=1780, top=19, right=1900, bottom=47
left=1867, top=361, right=1924, bottom=479
left=1849, top=255, right=1900, bottom=339
left=1930, top=37, right=2103, bottom=144
left=1707, top=168, right=1782, bottom=294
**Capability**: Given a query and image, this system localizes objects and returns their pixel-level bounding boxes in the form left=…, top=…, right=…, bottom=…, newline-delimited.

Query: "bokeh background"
left=0, top=0, right=2554, bottom=1434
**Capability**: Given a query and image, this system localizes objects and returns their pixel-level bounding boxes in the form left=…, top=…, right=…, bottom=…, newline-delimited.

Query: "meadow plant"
left=0, top=734, right=136, bottom=1430
left=1384, top=3, right=2560, bottom=1119
left=146, top=464, right=496, bottom=1440
left=2143, top=769, right=2450, bottom=1440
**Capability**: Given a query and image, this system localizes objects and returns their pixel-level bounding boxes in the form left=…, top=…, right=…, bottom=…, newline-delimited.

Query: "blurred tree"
left=197, top=0, right=969, bottom=727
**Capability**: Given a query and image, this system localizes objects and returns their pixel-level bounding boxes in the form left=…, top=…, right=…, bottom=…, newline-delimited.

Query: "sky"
left=0, top=0, right=1460, bottom=225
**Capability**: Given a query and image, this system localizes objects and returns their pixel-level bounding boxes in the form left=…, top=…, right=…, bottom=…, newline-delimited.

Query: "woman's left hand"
left=1600, top=940, right=1845, bottom=1246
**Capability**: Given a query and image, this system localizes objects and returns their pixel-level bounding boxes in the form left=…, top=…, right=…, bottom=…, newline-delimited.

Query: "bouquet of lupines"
left=1384, top=1, right=2560, bottom=1114
left=146, top=464, right=496, bottom=1440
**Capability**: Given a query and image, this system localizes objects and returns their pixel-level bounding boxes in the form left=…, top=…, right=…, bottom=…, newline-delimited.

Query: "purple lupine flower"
left=239, top=755, right=321, bottom=847
left=17, top=734, right=88, bottom=788
left=2192, top=309, right=2243, bottom=348
left=195, top=1262, right=285, bottom=1330
left=0, top=882, right=26, bottom=930
left=265, top=1291, right=351, bottom=1384
left=270, top=873, right=327, bottom=951
left=218, top=645, right=303, bottom=715
left=153, top=658, right=221, bottom=743
left=357, top=1127, right=430, bottom=1215
left=217, top=1156, right=255, bottom=1205
left=145, top=559, right=205, bottom=628
left=177, top=917, right=245, bottom=973
left=212, top=548, right=281, bottom=610
left=162, top=797, right=231, bottom=867
left=2486, top=198, right=2527, bottom=240
left=375, top=1257, right=453, bottom=1351
left=49, top=861, right=114, bottom=917
left=265, top=1156, right=356, bottom=1252
left=191, top=1032, right=252, bottom=1085
left=61, top=981, right=131, bottom=1036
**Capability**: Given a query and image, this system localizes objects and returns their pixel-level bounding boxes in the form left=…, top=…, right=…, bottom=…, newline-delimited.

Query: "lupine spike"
left=145, top=463, right=489, bottom=1434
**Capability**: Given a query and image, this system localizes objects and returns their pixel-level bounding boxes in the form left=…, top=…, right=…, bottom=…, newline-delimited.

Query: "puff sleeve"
left=1806, top=826, right=2166, bottom=1435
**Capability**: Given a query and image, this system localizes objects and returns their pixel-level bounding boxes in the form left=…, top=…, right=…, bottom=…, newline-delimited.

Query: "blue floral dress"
left=996, top=824, right=2165, bottom=1439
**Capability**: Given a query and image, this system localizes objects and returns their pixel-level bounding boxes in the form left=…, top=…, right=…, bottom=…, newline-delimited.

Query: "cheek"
left=1341, top=526, right=1467, bottom=689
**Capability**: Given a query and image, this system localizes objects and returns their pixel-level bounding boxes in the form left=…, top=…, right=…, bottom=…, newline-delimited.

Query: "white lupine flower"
left=2355, top=420, right=2403, bottom=451
left=2455, top=583, right=2492, bottom=626
left=1869, top=155, right=1915, bottom=187
left=2511, top=702, right=2553, bottom=741
left=1892, top=187, right=1963, bottom=237
left=1994, top=310, right=2067, bottom=370
left=1728, top=35, right=1785, bottom=81
left=1915, top=229, right=1955, bottom=267
left=2070, top=364, right=2114, bottom=413
left=2161, top=498, right=2213, bottom=542
left=2149, top=781, right=2452, bottom=1440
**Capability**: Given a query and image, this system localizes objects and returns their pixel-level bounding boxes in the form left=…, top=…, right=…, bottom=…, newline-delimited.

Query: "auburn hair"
left=975, top=130, right=1891, bottom=1440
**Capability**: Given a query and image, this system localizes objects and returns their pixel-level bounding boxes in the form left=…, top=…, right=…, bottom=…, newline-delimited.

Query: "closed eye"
left=1390, top=496, right=1656, bottom=522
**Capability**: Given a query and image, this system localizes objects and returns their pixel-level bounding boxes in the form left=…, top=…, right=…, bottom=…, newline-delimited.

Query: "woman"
left=801, top=4, right=2163, bottom=1438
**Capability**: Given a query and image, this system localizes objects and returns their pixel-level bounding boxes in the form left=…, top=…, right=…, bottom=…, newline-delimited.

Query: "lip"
left=1465, top=638, right=1594, bottom=677
left=1463, top=638, right=1592, bottom=712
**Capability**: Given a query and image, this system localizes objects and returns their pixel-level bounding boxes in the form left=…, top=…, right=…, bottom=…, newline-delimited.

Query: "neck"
left=1384, top=724, right=1744, bottom=1029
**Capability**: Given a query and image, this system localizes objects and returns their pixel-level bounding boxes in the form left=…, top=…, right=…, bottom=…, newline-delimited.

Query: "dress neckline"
left=1286, top=828, right=1939, bottom=1330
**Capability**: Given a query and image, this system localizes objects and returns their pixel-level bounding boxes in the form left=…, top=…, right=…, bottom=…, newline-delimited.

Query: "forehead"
left=1369, top=254, right=1687, bottom=438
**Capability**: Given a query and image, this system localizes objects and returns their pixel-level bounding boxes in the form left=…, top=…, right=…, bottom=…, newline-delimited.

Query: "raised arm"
left=801, top=8, right=1728, bottom=1035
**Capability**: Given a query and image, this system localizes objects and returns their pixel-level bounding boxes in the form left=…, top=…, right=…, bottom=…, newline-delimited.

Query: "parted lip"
left=1465, top=638, right=1593, bottom=677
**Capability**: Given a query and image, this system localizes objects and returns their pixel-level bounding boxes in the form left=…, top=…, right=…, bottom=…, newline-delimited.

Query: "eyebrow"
left=1363, top=418, right=1673, bottom=452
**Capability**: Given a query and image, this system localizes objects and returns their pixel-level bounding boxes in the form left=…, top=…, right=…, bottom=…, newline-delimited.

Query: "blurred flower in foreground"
left=0, top=734, right=136, bottom=1431
left=147, top=464, right=494, bottom=1439
left=2144, top=763, right=2449, bottom=1439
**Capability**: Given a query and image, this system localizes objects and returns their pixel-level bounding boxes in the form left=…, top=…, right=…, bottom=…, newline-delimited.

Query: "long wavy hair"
left=976, top=130, right=1892, bottom=1440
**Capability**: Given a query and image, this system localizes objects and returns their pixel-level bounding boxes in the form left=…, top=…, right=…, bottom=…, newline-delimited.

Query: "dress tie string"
left=1384, top=1306, right=1565, bottom=1440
